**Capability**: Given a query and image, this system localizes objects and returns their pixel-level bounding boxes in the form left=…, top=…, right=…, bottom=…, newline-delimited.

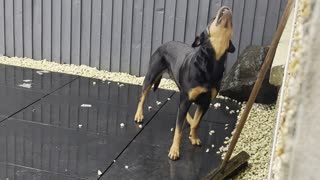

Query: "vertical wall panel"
left=80, top=0, right=92, bottom=66
left=251, top=0, right=268, bottom=45
left=196, top=0, right=210, bottom=34
left=42, top=0, right=52, bottom=60
left=61, top=0, right=72, bottom=64
left=71, top=0, right=81, bottom=65
left=226, top=0, right=244, bottom=72
left=263, top=0, right=281, bottom=45
left=14, top=0, right=23, bottom=57
left=174, top=0, right=187, bottom=42
left=140, top=0, right=154, bottom=75
left=90, top=0, right=102, bottom=68
left=162, top=0, right=176, bottom=43
left=52, top=0, right=61, bottom=62
left=184, top=0, right=199, bottom=45
left=5, top=0, right=14, bottom=56
left=130, top=0, right=143, bottom=75
left=1, top=0, right=287, bottom=76
left=32, top=0, right=42, bottom=60
left=151, top=0, right=164, bottom=54
left=100, top=0, right=113, bottom=71
left=23, top=0, right=32, bottom=58
left=0, top=0, right=4, bottom=55
left=239, top=0, right=256, bottom=53
left=111, top=0, right=123, bottom=72
left=120, top=0, right=133, bottom=73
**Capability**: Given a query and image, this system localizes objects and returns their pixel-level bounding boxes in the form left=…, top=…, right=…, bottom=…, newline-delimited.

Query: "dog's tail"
left=153, top=75, right=162, bottom=92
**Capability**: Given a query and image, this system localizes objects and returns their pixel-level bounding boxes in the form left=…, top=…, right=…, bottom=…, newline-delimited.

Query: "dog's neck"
left=194, top=41, right=225, bottom=72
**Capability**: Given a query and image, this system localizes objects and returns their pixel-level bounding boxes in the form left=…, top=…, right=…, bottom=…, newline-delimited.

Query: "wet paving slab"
left=0, top=75, right=174, bottom=180
left=101, top=94, right=241, bottom=180
left=0, top=65, right=77, bottom=122
left=0, top=65, right=241, bottom=180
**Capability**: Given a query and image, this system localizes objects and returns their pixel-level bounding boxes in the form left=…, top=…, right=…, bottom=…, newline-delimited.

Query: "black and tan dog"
left=134, top=6, right=235, bottom=160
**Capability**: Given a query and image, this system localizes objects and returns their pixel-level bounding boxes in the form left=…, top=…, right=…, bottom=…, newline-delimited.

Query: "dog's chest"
left=188, top=86, right=217, bottom=102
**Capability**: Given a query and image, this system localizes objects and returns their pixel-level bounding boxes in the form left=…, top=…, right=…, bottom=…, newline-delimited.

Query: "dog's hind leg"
left=169, top=94, right=192, bottom=160
left=134, top=52, right=166, bottom=123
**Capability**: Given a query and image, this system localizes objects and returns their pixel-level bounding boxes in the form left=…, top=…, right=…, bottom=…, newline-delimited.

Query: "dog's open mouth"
left=217, top=7, right=232, bottom=25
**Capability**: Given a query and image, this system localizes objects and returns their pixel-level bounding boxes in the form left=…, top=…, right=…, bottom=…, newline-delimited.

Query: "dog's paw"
left=134, top=112, right=144, bottom=123
left=168, top=146, right=180, bottom=160
left=189, top=136, right=202, bottom=146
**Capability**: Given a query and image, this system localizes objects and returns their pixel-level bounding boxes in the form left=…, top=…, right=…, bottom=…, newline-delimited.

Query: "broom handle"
left=220, top=0, right=294, bottom=169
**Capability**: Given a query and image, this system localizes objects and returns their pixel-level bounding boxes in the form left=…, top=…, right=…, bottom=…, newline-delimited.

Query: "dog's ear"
left=192, top=32, right=207, bottom=47
left=192, top=36, right=201, bottom=47
left=227, top=40, right=236, bottom=53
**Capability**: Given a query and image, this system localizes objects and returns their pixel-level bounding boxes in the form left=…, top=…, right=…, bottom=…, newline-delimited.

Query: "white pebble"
left=78, top=124, right=83, bottom=128
left=139, top=124, right=143, bottom=128
left=230, top=110, right=235, bottom=114
left=93, top=81, right=96, bottom=85
left=107, top=82, right=111, bottom=84
left=119, top=84, right=124, bottom=87
left=98, top=170, right=102, bottom=176
left=225, top=127, right=228, bottom=130
left=209, top=130, right=215, bottom=135
left=216, top=151, right=221, bottom=154
left=236, top=110, right=240, bottom=113
left=113, top=160, right=116, bottom=163
left=167, top=97, right=171, bottom=101
left=156, top=101, right=162, bottom=105
left=226, top=106, right=230, bottom=110
left=148, top=106, right=152, bottom=111
left=80, top=104, right=92, bottom=108
left=211, top=144, right=215, bottom=148
left=206, top=148, right=210, bottom=153
left=23, top=79, right=32, bottom=83
left=120, top=123, right=125, bottom=128
left=170, top=128, right=174, bottom=132
left=18, top=83, right=32, bottom=89
left=225, top=124, right=229, bottom=126
left=213, top=103, right=221, bottom=109
left=125, top=165, right=129, bottom=169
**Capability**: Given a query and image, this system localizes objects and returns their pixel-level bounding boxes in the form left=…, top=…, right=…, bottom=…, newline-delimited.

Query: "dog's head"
left=192, top=6, right=235, bottom=60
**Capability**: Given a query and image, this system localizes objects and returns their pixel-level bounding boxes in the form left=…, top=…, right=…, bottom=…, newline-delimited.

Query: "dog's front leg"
left=188, top=104, right=209, bottom=146
left=168, top=94, right=191, bottom=160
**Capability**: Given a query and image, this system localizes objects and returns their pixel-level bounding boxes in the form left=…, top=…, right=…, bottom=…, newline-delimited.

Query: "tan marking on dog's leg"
left=186, top=112, right=193, bottom=125
left=134, top=85, right=151, bottom=123
left=189, top=107, right=203, bottom=146
left=211, top=88, right=218, bottom=101
left=168, top=127, right=182, bottom=160
left=188, top=87, right=208, bottom=101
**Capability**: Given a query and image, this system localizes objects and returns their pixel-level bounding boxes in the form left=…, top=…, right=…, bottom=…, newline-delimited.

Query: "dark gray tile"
left=102, top=93, right=238, bottom=180
left=0, top=65, right=77, bottom=93
left=0, top=86, right=45, bottom=122
left=0, top=119, right=128, bottom=180
left=0, top=163, right=82, bottom=180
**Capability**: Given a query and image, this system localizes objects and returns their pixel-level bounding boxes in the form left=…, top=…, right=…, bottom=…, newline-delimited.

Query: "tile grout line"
left=0, top=76, right=79, bottom=125
left=98, top=91, right=176, bottom=179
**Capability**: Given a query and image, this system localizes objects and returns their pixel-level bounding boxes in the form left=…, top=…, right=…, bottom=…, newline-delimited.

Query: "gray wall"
left=0, top=0, right=287, bottom=76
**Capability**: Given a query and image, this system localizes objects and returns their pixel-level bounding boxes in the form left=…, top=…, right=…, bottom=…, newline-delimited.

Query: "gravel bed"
left=0, top=56, right=276, bottom=179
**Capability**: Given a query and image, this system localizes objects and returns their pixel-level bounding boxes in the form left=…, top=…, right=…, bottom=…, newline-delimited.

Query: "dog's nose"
left=221, top=6, right=230, bottom=13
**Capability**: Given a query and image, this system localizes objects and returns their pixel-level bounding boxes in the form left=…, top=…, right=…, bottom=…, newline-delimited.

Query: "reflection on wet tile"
left=0, top=119, right=128, bottom=180
left=0, top=65, right=77, bottom=93
left=0, top=86, right=46, bottom=122
left=11, top=77, right=174, bottom=138
left=0, top=163, right=82, bottom=180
